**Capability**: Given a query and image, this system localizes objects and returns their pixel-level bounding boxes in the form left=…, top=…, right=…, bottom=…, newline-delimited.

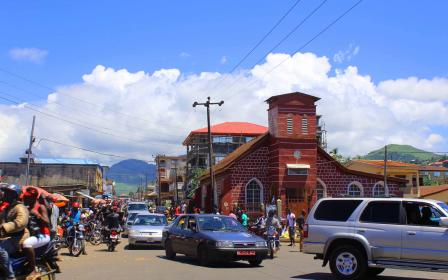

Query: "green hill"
left=363, top=144, right=444, bottom=164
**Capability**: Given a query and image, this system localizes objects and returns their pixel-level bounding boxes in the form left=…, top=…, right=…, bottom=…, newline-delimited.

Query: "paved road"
left=58, top=242, right=446, bottom=280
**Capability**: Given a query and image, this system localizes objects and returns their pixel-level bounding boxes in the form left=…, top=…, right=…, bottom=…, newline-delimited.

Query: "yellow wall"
left=346, top=161, right=419, bottom=193
left=422, top=190, right=448, bottom=203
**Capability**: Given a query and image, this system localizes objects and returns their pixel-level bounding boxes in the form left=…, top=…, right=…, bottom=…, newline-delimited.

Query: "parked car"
left=303, top=198, right=448, bottom=280
left=162, top=214, right=268, bottom=266
left=128, top=213, right=168, bottom=248
left=123, top=211, right=148, bottom=237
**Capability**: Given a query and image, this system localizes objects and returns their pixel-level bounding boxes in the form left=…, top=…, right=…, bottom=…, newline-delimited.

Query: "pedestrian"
left=181, top=202, right=187, bottom=214
left=297, top=209, right=306, bottom=252
left=241, top=209, right=248, bottom=228
left=286, top=208, right=296, bottom=246
left=229, top=210, right=237, bottom=220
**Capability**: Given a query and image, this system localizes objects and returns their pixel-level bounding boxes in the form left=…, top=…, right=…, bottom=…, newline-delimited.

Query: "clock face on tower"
left=294, top=150, right=301, bottom=159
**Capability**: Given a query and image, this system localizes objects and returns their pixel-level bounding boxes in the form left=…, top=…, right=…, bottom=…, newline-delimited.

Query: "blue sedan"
left=162, top=214, right=269, bottom=266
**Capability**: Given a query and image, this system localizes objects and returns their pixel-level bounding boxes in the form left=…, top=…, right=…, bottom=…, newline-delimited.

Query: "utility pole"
left=193, top=97, right=224, bottom=211
left=172, top=160, right=178, bottom=204
left=384, top=144, right=388, bottom=196
left=25, top=115, right=36, bottom=186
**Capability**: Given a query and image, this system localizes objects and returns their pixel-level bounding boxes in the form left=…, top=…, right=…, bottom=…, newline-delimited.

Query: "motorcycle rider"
left=0, top=184, right=30, bottom=280
left=265, top=209, right=282, bottom=253
left=105, top=205, right=121, bottom=233
left=67, top=202, right=87, bottom=255
left=22, top=187, right=51, bottom=280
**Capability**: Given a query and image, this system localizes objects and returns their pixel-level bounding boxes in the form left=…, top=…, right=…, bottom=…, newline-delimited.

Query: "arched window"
left=245, top=178, right=263, bottom=213
left=316, top=178, right=327, bottom=200
left=347, top=182, right=364, bottom=197
left=373, top=181, right=387, bottom=197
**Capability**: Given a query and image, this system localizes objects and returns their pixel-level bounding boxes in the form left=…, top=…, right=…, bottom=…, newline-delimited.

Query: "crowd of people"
left=0, top=183, right=129, bottom=280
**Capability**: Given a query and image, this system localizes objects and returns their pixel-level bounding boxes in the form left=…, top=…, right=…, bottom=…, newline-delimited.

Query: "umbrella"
left=51, top=193, right=69, bottom=202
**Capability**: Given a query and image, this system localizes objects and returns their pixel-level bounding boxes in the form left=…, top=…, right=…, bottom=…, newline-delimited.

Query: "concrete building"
left=196, top=92, right=406, bottom=217
left=0, top=158, right=105, bottom=196
left=418, top=165, right=448, bottom=185
left=183, top=122, right=268, bottom=192
left=155, top=155, right=187, bottom=203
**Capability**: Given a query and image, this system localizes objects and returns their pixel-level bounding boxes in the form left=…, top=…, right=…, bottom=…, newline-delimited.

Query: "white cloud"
left=1, top=51, right=447, bottom=164
left=9, top=48, right=48, bottom=63
left=333, top=44, right=360, bottom=63
left=425, top=133, right=444, bottom=148
left=220, top=56, right=227, bottom=64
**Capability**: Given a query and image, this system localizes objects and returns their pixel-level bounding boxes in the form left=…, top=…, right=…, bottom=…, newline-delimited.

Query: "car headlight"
left=129, top=230, right=140, bottom=235
left=255, top=241, right=267, bottom=247
left=215, top=241, right=233, bottom=248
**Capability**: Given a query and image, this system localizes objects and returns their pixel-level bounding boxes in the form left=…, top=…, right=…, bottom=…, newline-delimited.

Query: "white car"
left=128, top=214, right=168, bottom=248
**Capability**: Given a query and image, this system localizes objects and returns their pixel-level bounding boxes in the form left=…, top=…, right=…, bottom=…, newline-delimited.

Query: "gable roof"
left=265, top=92, right=320, bottom=103
left=318, top=147, right=407, bottom=183
left=199, top=133, right=270, bottom=182
left=419, top=185, right=448, bottom=197
left=183, top=122, right=267, bottom=145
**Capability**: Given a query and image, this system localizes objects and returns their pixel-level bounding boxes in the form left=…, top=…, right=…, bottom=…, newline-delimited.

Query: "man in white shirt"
left=286, top=208, right=296, bottom=246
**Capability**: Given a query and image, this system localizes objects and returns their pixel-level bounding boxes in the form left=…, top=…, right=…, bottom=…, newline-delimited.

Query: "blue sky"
left=0, top=0, right=447, bottom=162
left=1, top=0, right=447, bottom=90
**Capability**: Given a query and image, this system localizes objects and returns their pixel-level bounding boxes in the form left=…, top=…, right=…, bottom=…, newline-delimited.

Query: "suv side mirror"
left=439, top=217, right=448, bottom=227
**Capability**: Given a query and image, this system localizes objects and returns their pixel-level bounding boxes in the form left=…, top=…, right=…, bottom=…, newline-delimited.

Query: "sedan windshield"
left=438, top=202, right=448, bottom=213
left=128, top=204, right=147, bottom=211
left=197, top=216, right=246, bottom=232
left=133, top=215, right=167, bottom=226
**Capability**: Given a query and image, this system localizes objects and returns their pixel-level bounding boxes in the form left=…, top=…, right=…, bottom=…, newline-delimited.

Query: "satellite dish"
left=293, top=150, right=301, bottom=159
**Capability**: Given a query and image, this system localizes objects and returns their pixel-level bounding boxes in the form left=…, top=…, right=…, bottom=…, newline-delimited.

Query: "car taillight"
left=303, top=224, right=309, bottom=239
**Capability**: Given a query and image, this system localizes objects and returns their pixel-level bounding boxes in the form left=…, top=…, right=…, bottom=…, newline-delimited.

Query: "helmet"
left=72, top=202, right=80, bottom=208
left=268, top=210, right=275, bottom=217
left=0, top=184, right=22, bottom=199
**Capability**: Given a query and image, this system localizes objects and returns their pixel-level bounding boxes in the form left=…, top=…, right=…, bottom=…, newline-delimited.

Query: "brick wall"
left=221, top=146, right=270, bottom=214
left=316, top=151, right=401, bottom=201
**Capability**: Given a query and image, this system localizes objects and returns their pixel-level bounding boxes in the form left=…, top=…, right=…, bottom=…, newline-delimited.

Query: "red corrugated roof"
left=419, top=185, right=448, bottom=197
left=183, top=122, right=267, bottom=145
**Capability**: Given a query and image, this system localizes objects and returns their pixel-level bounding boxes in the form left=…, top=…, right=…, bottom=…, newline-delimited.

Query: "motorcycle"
left=265, top=226, right=280, bottom=259
left=106, top=229, right=121, bottom=252
left=1, top=240, right=60, bottom=280
left=54, top=223, right=86, bottom=256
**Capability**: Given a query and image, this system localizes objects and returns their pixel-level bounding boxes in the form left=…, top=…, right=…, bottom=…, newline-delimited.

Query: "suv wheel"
left=165, top=240, right=176, bottom=260
left=329, top=245, right=367, bottom=280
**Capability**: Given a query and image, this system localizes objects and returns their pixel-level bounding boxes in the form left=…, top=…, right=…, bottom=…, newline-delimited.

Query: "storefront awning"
left=286, top=164, right=310, bottom=169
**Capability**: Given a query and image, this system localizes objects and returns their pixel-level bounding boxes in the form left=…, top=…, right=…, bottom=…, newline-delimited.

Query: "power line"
left=225, top=0, right=363, bottom=101
left=0, top=94, right=148, bottom=143
left=0, top=67, right=185, bottom=127
left=37, top=137, right=155, bottom=163
left=0, top=82, right=182, bottom=139
left=214, top=0, right=303, bottom=91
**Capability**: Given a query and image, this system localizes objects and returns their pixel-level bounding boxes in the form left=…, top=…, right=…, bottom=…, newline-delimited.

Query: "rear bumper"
left=128, top=235, right=163, bottom=246
left=207, top=247, right=269, bottom=261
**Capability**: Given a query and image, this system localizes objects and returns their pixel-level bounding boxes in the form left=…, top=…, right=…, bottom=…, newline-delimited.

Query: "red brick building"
left=197, top=92, right=405, bottom=217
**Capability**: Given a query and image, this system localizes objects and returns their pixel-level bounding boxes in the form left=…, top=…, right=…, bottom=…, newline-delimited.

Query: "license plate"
left=237, top=251, right=256, bottom=256
left=110, top=235, right=118, bottom=239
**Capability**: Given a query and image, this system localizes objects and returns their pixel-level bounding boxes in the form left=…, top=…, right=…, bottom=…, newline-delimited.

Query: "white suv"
left=303, top=198, right=448, bottom=279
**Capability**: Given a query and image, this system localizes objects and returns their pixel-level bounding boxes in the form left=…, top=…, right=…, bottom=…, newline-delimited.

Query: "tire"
left=37, top=263, right=56, bottom=280
left=197, top=245, right=209, bottom=266
left=366, top=267, right=385, bottom=277
left=165, top=240, right=176, bottom=259
left=269, top=241, right=274, bottom=259
left=70, top=238, right=83, bottom=257
left=248, top=258, right=263, bottom=267
left=90, top=231, right=102, bottom=246
left=329, top=245, right=367, bottom=280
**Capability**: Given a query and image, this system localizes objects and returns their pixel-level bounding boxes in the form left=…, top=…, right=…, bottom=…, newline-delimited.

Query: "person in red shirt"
left=22, top=187, right=50, bottom=280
